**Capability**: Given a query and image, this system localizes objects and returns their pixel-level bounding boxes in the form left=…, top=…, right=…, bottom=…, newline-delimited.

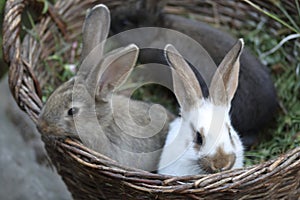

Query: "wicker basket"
left=3, top=0, right=300, bottom=199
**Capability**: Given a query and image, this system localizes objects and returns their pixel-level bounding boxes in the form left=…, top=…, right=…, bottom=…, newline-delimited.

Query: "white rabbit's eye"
left=196, top=131, right=203, bottom=145
left=192, top=126, right=204, bottom=151
left=68, top=107, right=79, bottom=116
left=191, top=125, right=204, bottom=147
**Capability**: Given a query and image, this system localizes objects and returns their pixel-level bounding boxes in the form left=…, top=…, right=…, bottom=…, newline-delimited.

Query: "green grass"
left=241, top=0, right=300, bottom=166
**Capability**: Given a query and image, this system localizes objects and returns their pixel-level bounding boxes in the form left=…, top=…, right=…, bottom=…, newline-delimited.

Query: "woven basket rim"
left=54, top=137, right=300, bottom=189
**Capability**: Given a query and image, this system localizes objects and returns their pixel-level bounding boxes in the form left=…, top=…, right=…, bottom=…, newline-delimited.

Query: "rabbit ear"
left=81, top=4, right=110, bottom=62
left=85, top=44, right=139, bottom=102
left=164, top=44, right=203, bottom=111
left=209, top=39, right=244, bottom=106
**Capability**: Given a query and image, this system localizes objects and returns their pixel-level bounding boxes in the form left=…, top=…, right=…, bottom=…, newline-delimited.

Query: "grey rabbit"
left=37, top=4, right=173, bottom=172
left=111, top=12, right=278, bottom=147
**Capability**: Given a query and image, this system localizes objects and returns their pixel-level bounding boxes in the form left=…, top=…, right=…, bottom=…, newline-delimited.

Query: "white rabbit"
left=158, top=40, right=245, bottom=176
left=37, top=4, right=173, bottom=172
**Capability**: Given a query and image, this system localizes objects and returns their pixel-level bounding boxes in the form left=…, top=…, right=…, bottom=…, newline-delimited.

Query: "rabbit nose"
left=200, top=147, right=236, bottom=173
left=209, top=153, right=236, bottom=173
left=210, top=157, right=235, bottom=172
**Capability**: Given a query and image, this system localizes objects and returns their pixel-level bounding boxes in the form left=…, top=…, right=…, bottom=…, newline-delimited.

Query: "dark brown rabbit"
left=111, top=11, right=278, bottom=147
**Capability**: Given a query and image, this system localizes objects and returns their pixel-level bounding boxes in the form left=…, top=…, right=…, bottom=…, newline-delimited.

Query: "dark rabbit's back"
left=112, top=13, right=278, bottom=147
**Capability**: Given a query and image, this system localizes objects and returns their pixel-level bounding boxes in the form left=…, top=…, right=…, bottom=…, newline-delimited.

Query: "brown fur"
left=199, top=146, right=235, bottom=173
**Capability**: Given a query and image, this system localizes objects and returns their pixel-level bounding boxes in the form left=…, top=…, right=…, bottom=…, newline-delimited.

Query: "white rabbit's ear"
left=209, top=39, right=244, bottom=106
left=81, top=4, right=110, bottom=63
left=164, top=44, right=203, bottom=111
left=86, top=44, right=139, bottom=102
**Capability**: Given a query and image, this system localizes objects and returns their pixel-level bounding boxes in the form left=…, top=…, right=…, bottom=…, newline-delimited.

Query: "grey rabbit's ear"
left=85, top=44, right=139, bottom=102
left=80, top=4, right=110, bottom=64
left=164, top=44, right=203, bottom=111
left=209, top=39, right=244, bottom=106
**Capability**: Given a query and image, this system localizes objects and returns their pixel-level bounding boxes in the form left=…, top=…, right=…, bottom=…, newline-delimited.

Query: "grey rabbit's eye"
left=68, top=107, right=79, bottom=116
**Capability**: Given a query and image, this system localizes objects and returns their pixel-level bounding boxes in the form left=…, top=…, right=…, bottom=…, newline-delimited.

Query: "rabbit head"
left=37, top=4, right=139, bottom=137
left=38, top=45, right=139, bottom=137
left=159, top=39, right=244, bottom=176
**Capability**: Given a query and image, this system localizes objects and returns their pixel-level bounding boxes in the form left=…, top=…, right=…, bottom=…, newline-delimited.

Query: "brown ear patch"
left=199, top=146, right=236, bottom=173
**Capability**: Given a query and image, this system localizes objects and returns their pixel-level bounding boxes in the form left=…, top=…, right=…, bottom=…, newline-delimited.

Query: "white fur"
left=158, top=100, right=244, bottom=176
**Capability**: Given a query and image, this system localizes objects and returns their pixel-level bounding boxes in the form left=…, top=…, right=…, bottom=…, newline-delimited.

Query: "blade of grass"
left=276, top=2, right=300, bottom=32
left=243, top=0, right=300, bottom=34
left=37, top=0, right=50, bottom=14
left=260, top=33, right=300, bottom=58
left=296, top=0, right=300, bottom=22
left=23, top=11, right=40, bottom=41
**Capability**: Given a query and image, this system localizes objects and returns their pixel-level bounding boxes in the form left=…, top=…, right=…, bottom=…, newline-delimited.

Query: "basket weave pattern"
left=3, top=0, right=300, bottom=199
